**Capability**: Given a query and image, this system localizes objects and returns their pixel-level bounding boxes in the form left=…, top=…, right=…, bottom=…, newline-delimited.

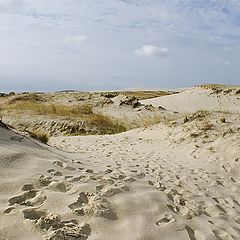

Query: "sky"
left=0, top=0, right=240, bottom=92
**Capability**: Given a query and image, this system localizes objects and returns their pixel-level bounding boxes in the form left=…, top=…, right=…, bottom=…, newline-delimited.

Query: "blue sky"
left=0, top=0, right=240, bottom=91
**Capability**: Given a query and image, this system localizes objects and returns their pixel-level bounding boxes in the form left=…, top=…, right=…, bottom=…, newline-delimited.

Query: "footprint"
left=29, top=192, right=47, bottom=206
left=23, top=208, right=47, bottom=220
left=11, top=136, right=24, bottom=142
left=38, top=175, right=53, bottom=187
left=68, top=192, right=88, bottom=211
left=53, top=161, right=76, bottom=171
left=70, top=175, right=86, bottom=182
left=3, top=207, right=16, bottom=214
left=185, top=226, right=196, bottom=240
left=156, top=213, right=175, bottom=227
left=47, top=169, right=63, bottom=176
left=36, top=212, right=64, bottom=230
left=23, top=208, right=91, bottom=240
left=100, top=177, right=115, bottom=185
left=166, top=204, right=179, bottom=215
left=53, top=161, right=64, bottom=168
left=85, top=169, right=94, bottom=174
left=47, top=222, right=91, bottom=240
left=47, top=181, right=67, bottom=193
left=8, top=190, right=38, bottom=206
left=21, top=184, right=36, bottom=191
left=68, top=192, right=117, bottom=220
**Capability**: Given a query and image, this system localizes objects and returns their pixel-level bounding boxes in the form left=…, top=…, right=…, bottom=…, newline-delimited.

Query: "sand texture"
left=0, top=85, right=240, bottom=240
left=141, top=86, right=240, bottom=113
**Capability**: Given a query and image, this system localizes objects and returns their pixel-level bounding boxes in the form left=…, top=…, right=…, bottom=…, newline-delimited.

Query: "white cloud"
left=0, top=0, right=24, bottom=13
left=134, top=45, right=169, bottom=57
left=0, top=1, right=239, bottom=91
left=64, top=34, right=87, bottom=49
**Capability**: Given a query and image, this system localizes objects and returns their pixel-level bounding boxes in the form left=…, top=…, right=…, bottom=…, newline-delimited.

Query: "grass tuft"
left=89, top=114, right=127, bottom=134
left=29, top=131, right=49, bottom=143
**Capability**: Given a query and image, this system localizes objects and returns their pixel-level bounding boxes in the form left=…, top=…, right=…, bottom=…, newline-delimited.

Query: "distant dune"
left=141, top=85, right=240, bottom=113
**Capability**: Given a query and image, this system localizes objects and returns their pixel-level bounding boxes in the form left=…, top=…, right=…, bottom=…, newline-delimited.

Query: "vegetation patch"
left=101, top=90, right=170, bottom=100
left=88, top=114, right=127, bottom=134
left=4, top=102, right=94, bottom=117
left=29, top=131, right=49, bottom=144
left=2, top=102, right=127, bottom=136
left=8, top=94, right=45, bottom=104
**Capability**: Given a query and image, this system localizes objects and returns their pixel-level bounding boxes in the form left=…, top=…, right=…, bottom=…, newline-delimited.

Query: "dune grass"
left=8, top=93, right=45, bottom=104
left=101, top=90, right=170, bottom=100
left=2, top=101, right=128, bottom=135
left=133, top=112, right=180, bottom=128
left=29, top=131, right=49, bottom=143
left=122, top=91, right=170, bottom=100
left=5, top=102, right=94, bottom=116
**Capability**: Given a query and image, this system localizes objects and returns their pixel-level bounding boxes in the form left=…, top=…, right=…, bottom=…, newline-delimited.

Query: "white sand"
left=141, top=87, right=240, bottom=113
left=0, top=86, right=240, bottom=240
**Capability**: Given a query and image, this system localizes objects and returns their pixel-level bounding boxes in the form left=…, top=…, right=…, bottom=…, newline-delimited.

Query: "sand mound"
left=141, top=85, right=240, bottom=113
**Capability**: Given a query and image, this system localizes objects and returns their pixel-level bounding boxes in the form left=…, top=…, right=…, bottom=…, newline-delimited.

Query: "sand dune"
left=0, top=85, right=240, bottom=239
left=141, top=86, right=240, bottom=113
left=1, top=104, right=240, bottom=239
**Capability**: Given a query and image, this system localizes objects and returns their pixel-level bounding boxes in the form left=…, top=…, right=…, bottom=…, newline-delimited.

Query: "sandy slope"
left=141, top=86, right=240, bottom=113
left=1, top=109, right=240, bottom=239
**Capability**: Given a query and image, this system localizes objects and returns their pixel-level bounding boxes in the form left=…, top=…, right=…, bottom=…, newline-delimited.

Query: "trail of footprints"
left=146, top=160, right=240, bottom=239
left=3, top=159, right=135, bottom=239
left=3, top=150, right=240, bottom=240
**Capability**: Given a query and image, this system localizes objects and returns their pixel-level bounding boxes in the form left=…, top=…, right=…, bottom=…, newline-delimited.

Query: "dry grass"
left=199, top=84, right=240, bottom=89
left=88, top=114, right=127, bottom=134
left=2, top=101, right=127, bottom=135
left=29, top=131, right=49, bottom=143
left=191, top=110, right=210, bottom=119
left=185, top=110, right=215, bottom=138
left=123, top=91, right=170, bottom=100
left=8, top=93, right=45, bottom=104
left=101, top=90, right=170, bottom=100
left=135, top=113, right=179, bottom=128
left=4, top=102, right=94, bottom=117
